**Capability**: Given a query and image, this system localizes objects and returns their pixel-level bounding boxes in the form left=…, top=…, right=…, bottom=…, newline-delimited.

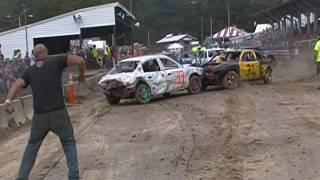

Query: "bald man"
left=4, top=44, right=85, bottom=180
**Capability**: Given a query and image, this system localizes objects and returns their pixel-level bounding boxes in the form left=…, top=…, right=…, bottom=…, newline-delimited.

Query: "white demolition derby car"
left=98, top=54, right=203, bottom=104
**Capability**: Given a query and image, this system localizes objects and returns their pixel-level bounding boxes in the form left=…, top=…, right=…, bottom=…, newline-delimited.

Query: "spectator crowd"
left=0, top=44, right=31, bottom=100
left=0, top=59, right=29, bottom=100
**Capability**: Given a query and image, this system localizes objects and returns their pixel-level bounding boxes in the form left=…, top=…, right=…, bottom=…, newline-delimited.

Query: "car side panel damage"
left=98, top=55, right=203, bottom=104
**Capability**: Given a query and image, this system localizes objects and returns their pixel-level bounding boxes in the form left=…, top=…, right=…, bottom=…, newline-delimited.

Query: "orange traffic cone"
left=66, top=68, right=77, bottom=106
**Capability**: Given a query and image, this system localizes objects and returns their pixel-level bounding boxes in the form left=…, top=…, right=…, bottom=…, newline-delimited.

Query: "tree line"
left=0, top=0, right=281, bottom=44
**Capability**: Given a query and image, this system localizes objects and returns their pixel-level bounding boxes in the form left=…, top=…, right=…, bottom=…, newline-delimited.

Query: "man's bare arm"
left=4, top=79, right=27, bottom=113
left=67, top=55, right=86, bottom=82
left=6, top=79, right=27, bottom=101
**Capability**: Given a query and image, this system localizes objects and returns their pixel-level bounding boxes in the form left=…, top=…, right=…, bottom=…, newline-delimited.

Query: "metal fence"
left=294, top=39, right=317, bottom=48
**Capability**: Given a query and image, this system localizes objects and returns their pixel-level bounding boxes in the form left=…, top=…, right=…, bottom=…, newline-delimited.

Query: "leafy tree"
left=0, top=0, right=279, bottom=43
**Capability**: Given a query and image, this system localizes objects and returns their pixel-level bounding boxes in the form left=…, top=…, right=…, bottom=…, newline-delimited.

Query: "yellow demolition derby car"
left=202, top=48, right=272, bottom=90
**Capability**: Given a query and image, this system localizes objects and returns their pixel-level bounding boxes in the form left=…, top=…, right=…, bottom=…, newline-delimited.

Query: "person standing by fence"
left=4, top=44, right=86, bottom=180
left=103, top=44, right=111, bottom=68
left=314, top=38, right=320, bottom=76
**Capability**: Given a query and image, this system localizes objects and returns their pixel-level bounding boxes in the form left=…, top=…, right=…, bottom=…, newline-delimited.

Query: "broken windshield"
left=109, top=61, right=140, bottom=74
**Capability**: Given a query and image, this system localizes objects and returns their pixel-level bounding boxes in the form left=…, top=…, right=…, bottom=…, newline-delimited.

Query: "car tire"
left=263, top=69, right=272, bottom=84
left=135, top=83, right=151, bottom=104
left=188, top=75, right=202, bottom=94
left=222, top=71, right=239, bottom=90
left=106, top=94, right=120, bottom=105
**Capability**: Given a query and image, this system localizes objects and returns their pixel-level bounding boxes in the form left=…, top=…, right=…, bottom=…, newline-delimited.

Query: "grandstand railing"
left=294, top=39, right=317, bottom=47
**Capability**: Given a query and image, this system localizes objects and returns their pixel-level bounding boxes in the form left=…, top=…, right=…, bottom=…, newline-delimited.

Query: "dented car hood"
left=99, top=72, right=137, bottom=86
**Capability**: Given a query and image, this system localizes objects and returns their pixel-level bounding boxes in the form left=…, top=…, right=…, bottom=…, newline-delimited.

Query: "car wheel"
left=222, top=71, right=239, bottom=90
left=188, top=75, right=202, bottom=94
left=106, top=94, right=120, bottom=105
left=263, top=69, right=272, bottom=84
left=135, top=83, right=151, bottom=104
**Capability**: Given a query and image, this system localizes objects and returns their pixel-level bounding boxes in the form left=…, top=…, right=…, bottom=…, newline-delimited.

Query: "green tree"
left=0, top=0, right=280, bottom=43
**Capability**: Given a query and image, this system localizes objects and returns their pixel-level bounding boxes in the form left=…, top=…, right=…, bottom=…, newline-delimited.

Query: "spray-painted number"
left=175, top=71, right=185, bottom=84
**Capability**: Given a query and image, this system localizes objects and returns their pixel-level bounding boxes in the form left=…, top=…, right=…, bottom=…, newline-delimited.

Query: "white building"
left=0, top=2, right=135, bottom=58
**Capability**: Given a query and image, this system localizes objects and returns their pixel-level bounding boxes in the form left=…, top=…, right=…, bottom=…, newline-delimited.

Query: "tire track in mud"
left=41, top=80, right=317, bottom=180
left=158, top=93, right=247, bottom=179
left=267, top=82, right=320, bottom=133
left=221, top=83, right=283, bottom=180
left=43, top=100, right=187, bottom=180
left=241, top=81, right=320, bottom=180
left=157, top=101, right=196, bottom=174
left=266, top=82, right=320, bottom=139
left=157, top=99, right=212, bottom=178
left=218, top=92, right=244, bottom=180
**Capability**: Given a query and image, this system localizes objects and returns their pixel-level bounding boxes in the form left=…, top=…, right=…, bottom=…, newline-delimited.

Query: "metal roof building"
left=212, top=26, right=249, bottom=39
left=0, top=2, right=135, bottom=58
left=156, top=34, right=197, bottom=44
left=255, top=0, right=320, bottom=35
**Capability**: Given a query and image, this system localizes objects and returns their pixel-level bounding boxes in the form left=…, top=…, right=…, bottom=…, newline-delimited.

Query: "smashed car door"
left=141, top=58, right=167, bottom=95
left=159, top=57, right=185, bottom=92
left=239, top=50, right=260, bottom=80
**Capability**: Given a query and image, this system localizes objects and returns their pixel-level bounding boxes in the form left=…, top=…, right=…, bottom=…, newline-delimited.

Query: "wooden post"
left=290, top=15, right=294, bottom=32
left=297, top=14, right=302, bottom=34
left=314, top=12, right=318, bottom=33
left=113, top=21, right=117, bottom=65
left=307, top=12, right=311, bottom=34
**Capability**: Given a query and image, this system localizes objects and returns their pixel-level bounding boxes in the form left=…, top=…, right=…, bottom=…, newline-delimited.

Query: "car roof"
left=225, top=48, right=256, bottom=53
left=120, top=54, right=172, bottom=63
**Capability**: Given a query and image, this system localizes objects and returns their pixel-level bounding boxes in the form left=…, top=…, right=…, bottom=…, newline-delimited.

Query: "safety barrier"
left=20, top=95, right=33, bottom=120
left=295, top=39, right=317, bottom=47
left=0, top=73, right=105, bottom=131
left=264, top=50, right=291, bottom=56
left=0, top=99, right=28, bottom=129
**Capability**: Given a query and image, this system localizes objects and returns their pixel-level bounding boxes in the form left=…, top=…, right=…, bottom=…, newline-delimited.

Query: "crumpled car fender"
left=183, top=66, right=203, bottom=85
left=99, top=73, right=137, bottom=87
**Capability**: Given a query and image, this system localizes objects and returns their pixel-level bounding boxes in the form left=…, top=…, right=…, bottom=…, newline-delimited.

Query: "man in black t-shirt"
left=4, top=44, right=86, bottom=180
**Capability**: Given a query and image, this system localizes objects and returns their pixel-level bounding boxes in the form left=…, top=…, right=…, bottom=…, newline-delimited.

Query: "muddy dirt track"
left=1, top=57, right=320, bottom=180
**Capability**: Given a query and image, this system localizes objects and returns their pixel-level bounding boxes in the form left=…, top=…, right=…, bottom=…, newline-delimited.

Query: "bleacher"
left=255, top=0, right=320, bottom=49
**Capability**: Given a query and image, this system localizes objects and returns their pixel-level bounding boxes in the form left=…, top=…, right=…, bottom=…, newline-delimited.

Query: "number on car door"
left=159, top=57, right=185, bottom=92
left=239, top=51, right=260, bottom=80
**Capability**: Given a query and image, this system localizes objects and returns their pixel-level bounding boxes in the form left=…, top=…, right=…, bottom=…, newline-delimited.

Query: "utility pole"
left=226, top=0, right=231, bottom=27
left=18, top=17, right=21, bottom=27
left=129, top=0, right=132, bottom=13
left=21, top=4, right=34, bottom=55
left=201, top=16, right=204, bottom=43
left=210, top=16, right=213, bottom=37
left=22, top=4, right=29, bottom=54
left=199, top=0, right=204, bottom=43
